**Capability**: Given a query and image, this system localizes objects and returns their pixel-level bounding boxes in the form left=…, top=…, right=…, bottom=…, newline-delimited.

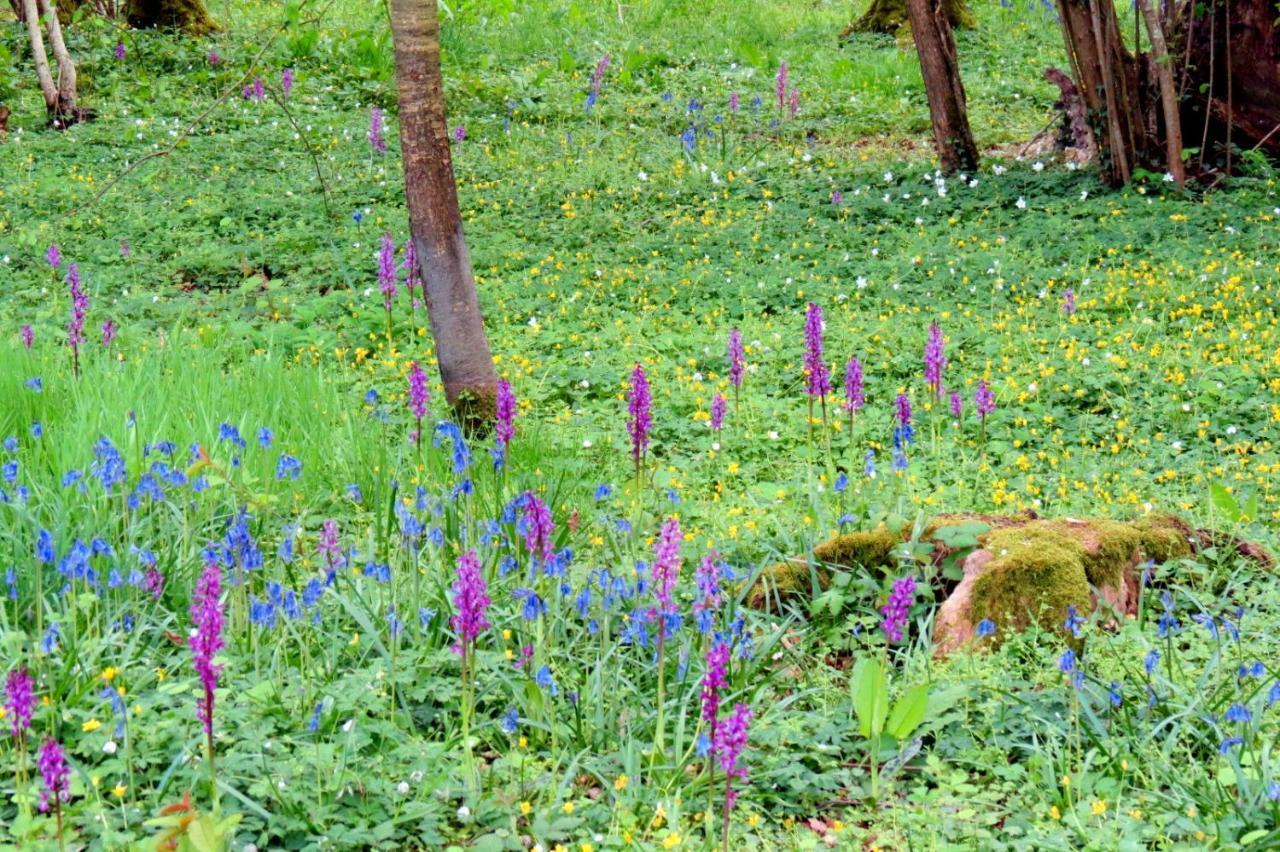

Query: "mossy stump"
left=842, top=0, right=975, bottom=37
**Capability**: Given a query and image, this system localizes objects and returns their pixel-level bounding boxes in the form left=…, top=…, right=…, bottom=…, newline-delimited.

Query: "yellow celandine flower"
left=1049, top=805, right=1061, bottom=820
left=614, top=775, right=628, bottom=792
left=1129, top=809, right=1143, bottom=819
left=581, top=845, right=594, bottom=852
left=82, top=718, right=102, bottom=733
left=520, top=801, right=532, bottom=816
left=745, top=813, right=760, bottom=828
left=112, top=784, right=127, bottom=798
left=101, top=666, right=119, bottom=683
left=661, top=834, right=681, bottom=849
left=518, top=736, right=527, bottom=748
left=562, top=802, right=575, bottom=814
left=1091, top=799, right=1107, bottom=816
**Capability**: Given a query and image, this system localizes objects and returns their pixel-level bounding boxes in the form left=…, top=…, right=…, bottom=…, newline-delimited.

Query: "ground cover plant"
left=1, top=0, right=1279, bottom=848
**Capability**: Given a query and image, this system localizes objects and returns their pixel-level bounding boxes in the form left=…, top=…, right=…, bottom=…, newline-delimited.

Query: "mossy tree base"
left=126, top=0, right=218, bottom=35
left=843, top=0, right=975, bottom=37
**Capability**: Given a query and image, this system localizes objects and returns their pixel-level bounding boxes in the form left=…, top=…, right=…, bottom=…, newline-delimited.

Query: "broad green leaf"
left=886, top=683, right=930, bottom=740
left=851, top=657, right=887, bottom=739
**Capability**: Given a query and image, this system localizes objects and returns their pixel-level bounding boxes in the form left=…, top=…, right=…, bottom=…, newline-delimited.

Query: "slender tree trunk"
left=10, top=0, right=26, bottom=21
left=21, top=0, right=60, bottom=118
left=389, top=0, right=499, bottom=430
left=846, top=0, right=974, bottom=35
left=905, top=0, right=979, bottom=173
left=1136, top=0, right=1185, bottom=187
left=39, top=0, right=78, bottom=119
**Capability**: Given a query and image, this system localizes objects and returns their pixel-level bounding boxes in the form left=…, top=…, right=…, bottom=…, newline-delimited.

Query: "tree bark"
left=21, top=0, right=58, bottom=114
left=126, top=0, right=216, bottom=34
left=1136, top=0, right=1185, bottom=187
left=38, top=0, right=78, bottom=120
left=846, top=0, right=974, bottom=36
left=905, top=0, right=979, bottom=173
left=389, top=0, right=499, bottom=430
left=9, top=0, right=26, bottom=20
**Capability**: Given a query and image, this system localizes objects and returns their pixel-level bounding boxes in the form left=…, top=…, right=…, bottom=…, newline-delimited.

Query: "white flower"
left=397, top=781, right=410, bottom=795
left=579, top=379, right=590, bottom=389
left=457, top=805, right=471, bottom=819
left=1033, top=161, right=1044, bottom=172
left=342, top=719, right=355, bottom=732
left=883, top=171, right=894, bottom=182
left=711, top=441, right=720, bottom=451
left=1227, top=426, right=1238, bottom=435
left=1080, top=191, right=1088, bottom=200
left=582, top=439, right=592, bottom=448
left=1163, top=172, right=1175, bottom=182
left=768, top=430, right=779, bottom=440
left=856, top=276, right=868, bottom=289
left=103, top=741, right=118, bottom=754
left=1015, top=197, right=1027, bottom=210
left=992, top=164, right=1007, bottom=175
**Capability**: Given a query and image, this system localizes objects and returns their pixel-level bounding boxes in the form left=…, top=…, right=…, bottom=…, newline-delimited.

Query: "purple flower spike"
left=21, top=325, right=34, bottom=349
left=114, top=42, right=126, bottom=61
left=775, top=61, right=788, bottom=111
left=803, top=303, right=830, bottom=398
left=281, top=67, right=294, bottom=97
left=627, top=363, right=652, bottom=470
left=45, top=244, right=61, bottom=269
left=5, top=666, right=35, bottom=736
left=450, top=549, right=490, bottom=654
left=189, top=561, right=225, bottom=737
left=101, top=319, right=118, bottom=348
left=495, top=378, right=516, bottom=449
left=1063, top=289, right=1077, bottom=316
left=881, top=575, right=917, bottom=643
left=368, top=107, right=387, bottom=154
left=651, top=516, right=682, bottom=616
left=729, top=91, right=740, bottom=114
left=924, top=322, right=946, bottom=397
left=713, top=703, right=753, bottom=809
left=974, top=380, right=996, bottom=419
left=949, top=390, right=963, bottom=419
left=710, top=393, right=727, bottom=432
left=727, top=328, right=745, bottom=390
left=701, top=641, right=730, bottom=725
left=407, top=361, right=430, bottom=422
left=843, top=356, right=864, bottom=415
left=36, top=737, right=70, bottom=812
left=520, top=491, right=555, bottom=567
left=378, top=233, right=398, bottom=312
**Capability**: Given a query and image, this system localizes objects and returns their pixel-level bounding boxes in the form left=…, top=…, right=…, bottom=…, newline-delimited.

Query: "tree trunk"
left=389, top=0, right=499, bottom=431
left=846, top=0, right=974, bottom=36
left=905, top=0, right=979, bottom=172
left=39, top=0, right=78, bottom=120
left=21, top=0, right=59, bottom=118
left=1136, top=0, right=1185, bottom=187
left=10, top=0, right=26, bottom=21
left=126, top=0, right=216, bottom=34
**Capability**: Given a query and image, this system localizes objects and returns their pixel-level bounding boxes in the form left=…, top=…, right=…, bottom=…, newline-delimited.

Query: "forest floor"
left=1, top=1, right=1279, bottom=849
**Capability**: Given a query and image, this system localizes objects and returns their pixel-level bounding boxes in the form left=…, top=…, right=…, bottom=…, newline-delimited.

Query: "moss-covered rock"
left=968, top=527, right=1093, bottom=639
left=1034, top=518, right=1140, bottom=587
left=1131, top=513, right=1196, bottom=562
left=747, top=527, right=899, bottom=611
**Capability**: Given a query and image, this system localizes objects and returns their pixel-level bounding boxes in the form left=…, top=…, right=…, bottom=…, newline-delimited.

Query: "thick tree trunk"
left=126, top=0, right=216, bottom=34
left=905, top=0, right=979, bottom=173
left=846, top=0, right=974, bottom=36
left=389, top=0, right=499, bottom=430
left=39, top=0, right=78, bottom=118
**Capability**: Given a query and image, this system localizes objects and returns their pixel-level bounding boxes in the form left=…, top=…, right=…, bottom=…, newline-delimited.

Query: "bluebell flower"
left=834, top=472, right=848, bottom=493
left=418, top=607, right=436, bottom=630
left=386, top=606, right=402, bottom=639
left=5, top=566, right=16, bottom=599
left=1058, top=648, right=1077, bottom=673
left=1108, top=682, right=1122, bottom=708
left=302, top=578, right=324, bottom=608
left=30, top=422, right=42, bottom=439
left=1064, top=605, right=1084, bottom=638
left=1144, top=648, right=1160, bottom=675
left=218, top=422, right=247, bottom=449
left=363, top=561, right=391, bottom=583
left=346, top=482, right=362, bottom=503
left=2, top=436, right=16, bottom=453
left=1267, top=681, right=1280, bottom=707
left=1191, top=612, right=1219, bottom=640
left=696, top=731, right=712, bottom=757
left=891, top=447, right=908, bottom=471
left=515, top=588, right=546, bottom=621
left=258, top=427, right=273, bottom=448
left=666, top=488, right=680, bottom=503
left=615, top=518, right=632, bottom=534
left=352, top=210, right=363, bottom=224
left=501, top=707, right=519, bottom=734
left=433, top=421, right=471, bottom=473
left=307, top=702, right=324, bottom=732
left=1219, top=736, right=1243, bottom=754
left=1269, top=781, right=1280, bottom=802
left=534, top=665, right=558, bottom=695
left=24, top=377, right=42, bottom=392
left=40, top=622, right=60, bottom=654
left=976, top=618, right=996, bottom=638
left=36, top=528, right=55, bottom=563
left=498, top=555, right=517, bottom=577
left=1224, top=703, right=1252, bottom=724
left=275, top=454, right=302, bottom=481
left=594, top=483, right=612, bottom=501
left=1237, top=662, right=1264, bottom=681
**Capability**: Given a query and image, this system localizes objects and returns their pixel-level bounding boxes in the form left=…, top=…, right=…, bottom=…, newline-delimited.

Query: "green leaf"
left=1210, top=482, right=1240, bottom=520
left=851, top=657, right=887, bottom=739
left=886, top=683, right=930, bottom=740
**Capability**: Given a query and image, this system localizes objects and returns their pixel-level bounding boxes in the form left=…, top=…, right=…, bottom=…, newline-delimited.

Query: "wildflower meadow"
left=1, top=0, right=1279, bottom=849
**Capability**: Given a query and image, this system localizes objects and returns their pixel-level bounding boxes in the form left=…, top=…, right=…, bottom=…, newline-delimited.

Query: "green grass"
left=1, top=1, right=1279, bottom=849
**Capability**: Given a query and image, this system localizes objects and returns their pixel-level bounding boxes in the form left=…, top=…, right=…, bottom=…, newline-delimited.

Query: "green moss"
left=746, top=559, right=826, bottom=611
left=1131, top=513, right=1195, bottom=562
left=1034, top=518, right=1139, bottom=587
left=812, top=527, right=899, bottom=570
left=970, top=528, right=1092, bottom=640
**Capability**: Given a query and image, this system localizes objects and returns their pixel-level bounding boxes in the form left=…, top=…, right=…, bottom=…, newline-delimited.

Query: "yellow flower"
left=614, top=774, right=628, bottom=792
left=1049, top=805, right=1061, bottom=821
left=101, top=666, right=119, bottom=683
left=1129, top=808, right=1143, bottom=819
left=746, top=813, right=761, bottom=828
left=82, top=718, right=102, bottom=733
left=661, top=834, right=681, bottom=849
left=1187, top=805, right=1198, bottom=818
left=1091, top=799, right=1107, bottom=816
left=112, top=784, right=127, bottom=798
left=519, top=801, right=532, bottom=816
left=580, top=845, right=594, bottom=852
left=562, top=801, right=575, bottom=814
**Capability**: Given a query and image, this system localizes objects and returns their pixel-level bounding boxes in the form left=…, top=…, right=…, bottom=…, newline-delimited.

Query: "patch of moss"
left=1131, top=513, right=1195, bottom=562
left=1034, top=518, right=1139, bottom=587
left=970, top=528, right=1092, bottom=641
left=746, top=559, right=827, bottom=611
left=812, top=527, right=899, bottom=571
